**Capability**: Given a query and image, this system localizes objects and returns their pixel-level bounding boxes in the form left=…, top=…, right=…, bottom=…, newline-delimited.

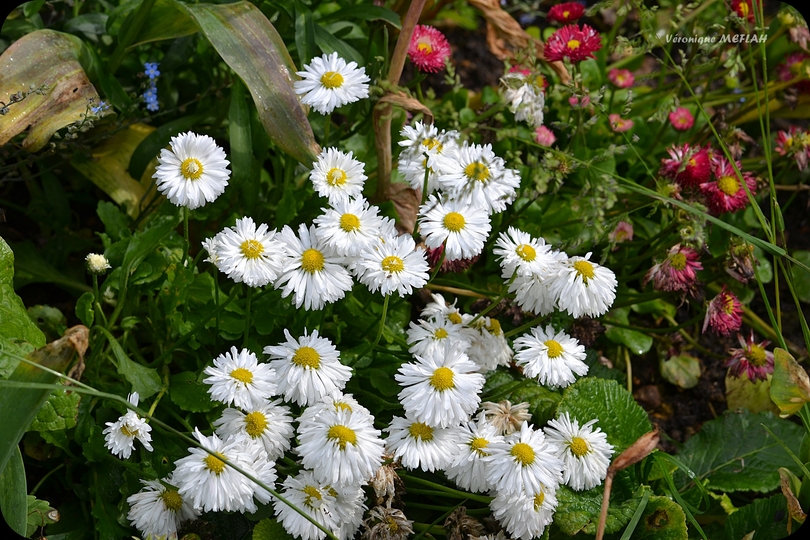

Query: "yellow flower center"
left=569, top=436, right=591, bottom=457
left=327, top=424, right=357, bottom=450
left=739, top=2, right=749, bottom=17
left=203, top=453, right=227, bottom=475
left=292, top=346, right=321, bottom=369
left=386, top=517, right=399, bottom=532
left=784, top=136, right=794, bottom=149
left=422, top=137, right=443, bottom=152
left=464, top=161, right=490, bottom=182
left=544, top=339, right=564, bottom=359
left=533, top=491, right=545, bottom=510
left=180, top=157, right=204, bottom=180
left=340, top=213, right=361, bottom=232
left=534, top=75, right=546, bottom=89
left=240, top=239, right=264, bottom=260
left=516, top=243, right=537, bottom=262
left=567, top=39, right=581, bottom=50
left=443, top=212, right=466, bottom=232
left=562, top=10, right=570, bottom=18
left=303, top=485, right=322, bottom=508
left=230, top=367, right=254, bottom=384
left=723, top=295, right=737, bottom=314
left=301, top=248, right=325, bottom=273
left=717, top=175, right=740, bottom=196
left=120, top=424, right=138, bottom=438
left=417, top=41, right=433, bottom=54
left=669, top=252, right=687, bottom=271
left=159, top=489, right=184, bottom=512
left=573, top=260, right=595, bottom=282
left=244, top=411, right=268, bottom=438
left=429, top=366, right=455, bottom=391
left=408, top=421, right=434, bottom=441
left=335, top=401, right=353, bottom=412
left=487, top=319, right=502, bottom=336
left=511, top=442, right=536, bottom=466
left=326, top=167, right=347, bottom=187
left=469, top=437, right=490, bottom=456
left=434, top=328, right=449, bottom=339
left=748, top=344, right=768, bottom=366
left=381, top=255, right=405, bottom=273
left=320, top=71, right=344, bottom=89
left=448, top=312, right=463, bottom=325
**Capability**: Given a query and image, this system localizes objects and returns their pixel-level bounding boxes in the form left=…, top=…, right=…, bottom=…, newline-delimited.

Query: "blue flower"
left=142, top=82, right=159, bottom=111
left=90, top=100, right=110, bottom=115
left=144, top=62, right=161, bottom=80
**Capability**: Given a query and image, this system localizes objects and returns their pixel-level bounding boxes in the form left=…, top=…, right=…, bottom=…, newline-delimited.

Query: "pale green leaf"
left=97, top=328, right=161, bottom=399
left=792, top=250, right=810, bottom=304
left=0, top=446, right=27, bottom=536
left=660, top=354, right=701, bottom=389
left=30, top=387, right=81, bottom=431
left=630, top=495, right=688, bottom=540
left=769, top=348, right=810, bottom=418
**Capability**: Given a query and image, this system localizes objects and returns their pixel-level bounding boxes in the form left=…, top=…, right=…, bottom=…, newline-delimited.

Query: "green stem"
left=182, top=206, right=190, bottom=266
left=504, top=313, right=548, bottom=338
left=370, top=294, right=390, bottom=350
left=243, top=285, right=253, bottom=347
left=399, top=473, right=492, bottom=504
left=324, top=113, right=331, bottom=148
left=467, top=270, right=517, bottom=327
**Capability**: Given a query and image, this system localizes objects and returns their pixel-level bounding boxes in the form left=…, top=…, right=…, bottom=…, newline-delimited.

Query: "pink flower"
left=608, top=221, right=634, bottom=245
left=643, top=244, right=703, bottom=292
left=608, top=68, right=634, bottom=88
left=426, top=244, right=479, bottom=273
left=568, top=95, right=591, bottom=108
left=509, top=65, right=532, bottom=77
left=668, top=107, right=694, bottom=131
left=700, top=157, right=757, bottom=214
left=609, top=114, right=633, bottom=132
left=659, top=143, right=712, bottom=188
left=775, top=126, right=810, bottom=171
left=408, top=25, right=451, bottom=73
left=702, top=286, right=743, bottom=336
left=545, top=24, right=602, bottom=63
left=725, top=331, right=774, bottom=382
left=534, top=126, right=556, bottom=146
left=548, top=2, right=586, bottom=24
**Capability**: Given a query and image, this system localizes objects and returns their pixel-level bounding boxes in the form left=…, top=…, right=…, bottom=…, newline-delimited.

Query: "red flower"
left=668, top=107, right=694, bottom=131
left=608, top=68, right=634, bottom=88
left=725, top=331, right=774, bottom=382
left=660, top=143, right=712, bottom=188
left=700, top=157, right=757, bottom=214
left=548, top=2, right=585, bottom=24
left=731, top=0, right=756, bottom=23
left=702, top=286, right=743, bottom=336
left=643, top=244, right=703, bottom=292
left=545, top=24, right=602, bottom=63
left=408, top=25, right=451, bottom=73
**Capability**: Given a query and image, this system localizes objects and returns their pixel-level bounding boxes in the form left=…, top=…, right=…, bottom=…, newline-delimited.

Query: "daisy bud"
left=85, top=253, right=111, bottom=274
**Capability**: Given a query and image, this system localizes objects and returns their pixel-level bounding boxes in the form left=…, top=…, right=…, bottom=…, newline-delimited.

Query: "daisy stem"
left=420, top=159, right=430, bottom=205
left=398, top=472, right=492, bottom=503
left=324, top=113, right=331, bottom=147
left=370, top=293, right=390, bottom=350
left=91, top=274, right=107, bottom=327
left=182, top=206, right=190, bottom=266
left=428, top=247, right=446, bottom=283
left=503, top=313, right=549, bottom=338
left=243, top=285, right=253, bottom=347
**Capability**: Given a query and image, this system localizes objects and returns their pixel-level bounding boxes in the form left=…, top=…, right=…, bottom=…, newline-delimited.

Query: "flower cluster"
left=501, top=67, right=547, bottom=128
left=142, top=61, right=160, bottom=112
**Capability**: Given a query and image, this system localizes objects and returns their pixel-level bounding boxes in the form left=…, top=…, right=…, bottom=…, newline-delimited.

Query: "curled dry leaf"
left=779, top=467, right=806, bottom=534
left=609, top=428, right=661, bottom=474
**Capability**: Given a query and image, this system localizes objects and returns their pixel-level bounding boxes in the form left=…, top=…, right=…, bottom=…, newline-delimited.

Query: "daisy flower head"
left=493, top=226, right=557, bottom=279
left=490, top=484, right=558, bottom=540
left=548, top=2, right=585, bottom=24
left=418, top=194, right=491, bottom=261
left=643, top=244, right=703, bottom=293
left=548, top=253, right=617, bottom=318
left=608, top=68, right=634, bottom=88
left=408, top=25, right=451, bottom=73
left=669, top=107, right=695, bottom=131
left=609, top=221, right=634, bottom=245
left=276, top=223, right=354, bottom=311
left=484, top=421, right=564, bottom=497
left=534, top=125, right=556, bottom=146
left=384, top=415, right=461, bottom=471
left=203, top=346, right=277, bottom=410
left=213, top=399, right=294, bottom=461
left=85, top=253, right=111, bottom=274
left=103, top=392, right=153, bottom=459
left=153, top=131, right=231, bottom=210
left=331, top=483, right=367, bottom=540
left=314, top=196, right=384, bottom=257
left=273, top=470, right=340, bottom=540
left=357, top=233, right=429, bottom=297
left=398, top=120, right=460, bottom=166
left=501, top=71, right=546, bottom=128
left=659, top=143, right=712, bottom=188
left=264, top=328, right=352, bottom=407
left=296, top=407, right=385, bottom=486
left=214, top=217, right=285, bottom=287
left=464, top=315, right=513, bottom=373
left=609, top=114, right=634, bottom=133
left=513, top=325, right=588, bottom=388
left=395, top=342, right=486, bottom=427
left=479, top=400, right=532, bottom=436
left=126, top=474, right=199, bottom=540
left=310, top=147, right=367, bottom=205
left=421, top=293, right=466, bottom=325
left=508, top=250, right=569, bottom=316
left=294, top=52, right=370, bottom=114
left=725, top=331, right=774, bottom=382
left=776, top=52, right=810, bottom=93
left=299, top=391, right=373, bottom=425
left=775, top=127, right=810, bottom=171
left=703, top=286, right=743, bottom=336
left=545, top=24, right=602, bottom=63
left=444, top=419, right=504, bottom=493
left=201, top=235, right=221, bottom=268
left=406, top=317, right=474, bottom=358
left=544, top=412, right=613, bottom=491
left=700, top=157, right=757, bottom=214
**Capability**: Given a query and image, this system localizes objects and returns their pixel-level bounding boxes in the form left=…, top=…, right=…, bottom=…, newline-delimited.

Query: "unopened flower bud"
left=85, top=253, right=111, bottom=274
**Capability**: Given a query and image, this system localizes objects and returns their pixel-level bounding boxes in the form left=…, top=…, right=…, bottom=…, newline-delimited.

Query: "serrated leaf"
left=0, top=446, right=27, bottom=536
left=723, top=495, right=789, bottom=540
left=170, top=372, right=216, bottom=413
left=660, top=354, right=701, bottom=389
left=30, top=388, right=81, bottom=431
left=555, top=482, right=645, bottom=536
left=25, top=495, right=58, bottom=537
left=630, top=495, right=688, bottom=540
left=675, top=410, right=805, bottom=493
left=253, top=518, right=295, bottom=540
left=556, top=378, right=652, bottom=455
left=769, top=348, right=810, bottom=418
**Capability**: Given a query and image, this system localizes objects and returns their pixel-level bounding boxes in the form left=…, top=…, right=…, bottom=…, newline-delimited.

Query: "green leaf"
left=660, top=354, right=701, bottom=389
left=769, top=348, right=810, bottom=418
left=126, top=0, right=199, bottom=48
left=228, top=78, right=258, bottom=212
left=294, top=3, right=317, bottom=67
left=313, top=24, right=363, bottom=66
left=792, top=250, right=810, bottom=303
left=0, top=446, right=27, bottom=536
left=120, top=213, right=181, bottom=289
left=182, top=1, right=320, bottom=165
left=321, top=5, right=401, bottom=28
left=253, top=518, right=295, bottom=540
left=75, top=292, right=95, bottom=328
left=170, top=371, right=217, bottom=413
left=674, top=410, right=805, bottom=492
left=723, top=495, right=789, bottom=540
left=25, top=495, right=58, bottom=538
left=605, top=326, right=653, bottom=356
left=9, top=241, right=91, bottom=293
left=555, top=482, right=646, bottom=536
left=27, top=305, right=68, bottom=341
left=507, top=380, right=562, bottom=426
left=556, top=377, right=652, bottom=455
left=30, top=387, right=81, bottom=431
left=368, top=368, right=400, bottom=397
left=97, top=201, right=131, bottom=242
left=275, top=185, right=301, bottom=227
left=630, top=495, right=688, bottom=540
left=725, top=372, right=779, bottom=415
left=97, top=328, right=162, bottom=399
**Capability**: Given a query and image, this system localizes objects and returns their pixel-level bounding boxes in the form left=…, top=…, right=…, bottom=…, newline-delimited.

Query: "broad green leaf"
left=368, top=368, right=400, bottom=397
left=127, top=0, right=198, bottom=48
left=30, top=387, right=81, bottom=431
left=170, top=372, right=217, bottom=413
left=75, top=292, right=95, bottom=328
left=127, top=114, right=208, bottom=182
left=605, top=326, right=653, bottom=355
left=228, top=79, right=258, bottom=212
left=97, top=328, right=161, bottom=399
left=0, top=29, right=101, bottom=151
left=9, top=241, right=91, bottom=293
left=294, top=3, right=317, bottom=67
left=97, top=201, right=131, bottom=242
left=313, top=25, right=364, bottom=66
left=556, top=377, right=652, bottom=455
left=275, top=185, right=301, bottom=227
left=792, top=250, right=810, bottom=304
left=120, top=213, right=181, bottom=289
left=183, top=1, right=320, bottom=165
left=321, top=5, right=401, bottom=28
left=660, top=354, right=701, bottom=389
left=0, top=446, right=27, bottom=536
left=725, top=372, right=779, bottom=415
left=78, top=41, right=132, bottom=110
left=507, top=380, right=562, bottom=426
left=555, top=482, right=646, bottom=536
left=27, top=305, right=67, bottom=341
left=631, top=495, right=688, bottom=540
left=769, top=348, right=810, bottom=418
left=675, top=410, right=805, bottom=493
left=25, top=495, right=58, bottom=538
left=23, top=0, right=47, bottom=18
left=723, top=495, right=789, bottom=540
left=253, top=518, right=295, bottom=540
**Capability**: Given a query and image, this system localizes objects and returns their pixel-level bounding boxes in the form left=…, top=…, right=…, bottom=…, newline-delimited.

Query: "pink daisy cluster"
left=548, top=2, right=585, bottom=24
left=644, top=244, right=703, bottom=293
left=700, top=156, right=757, bottom=215
left=545, top=24, right=602, bottom=63
left=659, top=143, right=712, bottom=189
left=408, top=25, right=451, bottom=73
left=702, top=286, right=743, bottom=336
left=725, top=331, right=774, bottom=382
left=668, top=107, right=694, bottom=131
left=775, top=126, right=810, bottom=171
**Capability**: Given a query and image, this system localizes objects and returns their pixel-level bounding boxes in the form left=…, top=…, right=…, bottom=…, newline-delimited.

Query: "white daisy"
left=152, top=131, right=231, bottom=210
left=435, top=142, right=520, bottom=214
left=203, top=347, right=277, bottom=410
left=201, top=236, right=221, bottom=268
left=397, top=121, right=460, bottom=194
left=493, top=227, right=557, bottom=279
left=502, top=72, right=546, bottom=128
left=314, top=196, right=383, bottom=257
left=126, top=474, right=199, bottom=540
left=513, top=325, right=588, bottom=389
left=418, top=195, right=491, bottom=261
left=406, top=317, right=473, bottom=358
left=273, top=470, right=340, bottom=540
left=544, top=412, right=614, bottom=491
left=384, top=415, right=460, bottom=472
left=421, top=293, right=465, bottom=325
left=396, top=342, right=485, bottom=428
left=310, top=147, right=367, bottom=205
left=357, top=233, right=429, bottom=297
left=214, top=217, right=285, bottom=287
left=294, top=52, right=370, bottom=115
left=444, top=419, right=503, bottom=493
left=484, top=421, right=564, bottom=497
left=103, top=392, right=153, bottom=459
left=263, top=328, right=352, bottom=407
left=297, top=408, right=385, bottom=486
left=547, top=253, right=617, bottom=318
left=275, top=223, right=354, bottom=311
left=464, top=316, right=513, bottom=373
left=331, top=483, right=367, bottom=540
left=509, top=261, right=566, bottom=316
left=213, top=399, right=294, bottom=461
left=299, top=392, right=373, bottom=425
left=490, top=483, right=558, bottom=540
